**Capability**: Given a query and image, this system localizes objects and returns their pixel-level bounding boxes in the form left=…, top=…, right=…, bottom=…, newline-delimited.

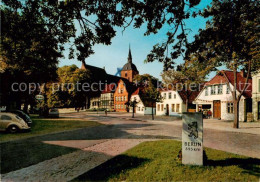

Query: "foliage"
left=43, top=65, right=91, bottom=108
left=134, top=74, right=162, bottom=119
left=186, top=0, right=260, bottom=128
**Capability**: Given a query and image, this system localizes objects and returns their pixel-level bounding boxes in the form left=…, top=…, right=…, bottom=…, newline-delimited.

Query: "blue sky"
left=59, top=0, right=215, bottom=80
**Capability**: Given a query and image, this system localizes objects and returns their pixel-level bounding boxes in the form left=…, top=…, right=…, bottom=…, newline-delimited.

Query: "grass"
left=73, top=140, right=260, bottom=182
left=0, top=115, right=102, bottom=174
left=0, top=115, right=101, bottom=142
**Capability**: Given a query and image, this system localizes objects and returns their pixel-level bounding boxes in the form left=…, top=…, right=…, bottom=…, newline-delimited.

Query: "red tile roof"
left=205, top=70, right=252, bottom=98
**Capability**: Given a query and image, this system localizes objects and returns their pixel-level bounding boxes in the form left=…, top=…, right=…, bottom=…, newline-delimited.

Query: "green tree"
left=161, top=56, right=212, bottom=111
left=44, top=65, right=91, bottom=109
left=134, top=74, right=162, bottom=120
left=186, top=0, right=260, bottom=128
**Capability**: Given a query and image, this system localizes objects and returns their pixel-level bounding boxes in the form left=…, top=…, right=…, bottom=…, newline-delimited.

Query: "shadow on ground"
left=207, top=158, right=260, bottom=177
left=71, top=155, right=149, bottom=181
left=0, top=123, right=175, bottom=174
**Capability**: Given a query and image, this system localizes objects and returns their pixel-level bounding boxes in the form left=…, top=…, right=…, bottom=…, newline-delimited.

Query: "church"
left=83, top=46, right=139, bottom=111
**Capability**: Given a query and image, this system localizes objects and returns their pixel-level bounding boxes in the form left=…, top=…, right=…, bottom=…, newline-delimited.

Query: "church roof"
left=122, top=45, right=138, bottom=72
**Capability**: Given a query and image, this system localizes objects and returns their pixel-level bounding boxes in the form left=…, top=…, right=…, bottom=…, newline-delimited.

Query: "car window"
left=1, top=115, right=12, bottom=120
left=15, top=115, right=22, bottom=120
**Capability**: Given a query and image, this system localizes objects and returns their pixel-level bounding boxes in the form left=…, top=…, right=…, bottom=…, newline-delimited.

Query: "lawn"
left=0, top=115, right=101, bottom=142
left=73, top=140, right=260, bottom=182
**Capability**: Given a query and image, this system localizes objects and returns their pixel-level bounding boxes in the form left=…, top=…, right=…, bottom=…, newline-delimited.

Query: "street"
left=1, top=112, right=260, bottom=181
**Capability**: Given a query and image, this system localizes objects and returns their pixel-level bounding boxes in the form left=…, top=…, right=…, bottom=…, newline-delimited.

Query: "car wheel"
left=8, top=125, right=19, bottom=133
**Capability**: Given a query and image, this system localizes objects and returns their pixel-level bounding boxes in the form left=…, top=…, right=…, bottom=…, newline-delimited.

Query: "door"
left=213, top=100, right=221, bottom=119
left=166, top=104, right=169, bottom=116
left=258, top=102, right=260, bottom=120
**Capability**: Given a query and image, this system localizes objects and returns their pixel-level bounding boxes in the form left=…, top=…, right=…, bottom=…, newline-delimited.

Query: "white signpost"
left=182, top=112, right=203, bottom=166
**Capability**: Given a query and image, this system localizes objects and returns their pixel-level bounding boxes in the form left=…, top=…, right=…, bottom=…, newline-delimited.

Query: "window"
left=121, top=96, right=124, bottom=101
left=218, top=85, right=223, bottom=94
left=142, top=107, right=144, bottom=111
left=125, top=96, right=127, bottom=101
left=137, top=107, right=140, bottom=111
left=125, top=73, right=127, bottom=77
left=205, top=87, right=208, bottom=96
left=211, top=86, right=216, bottom=95
left=174, top=94, right=176, bottom=99
left=227, top=103, right=234, bottom=113
left=176, top=104, right=180, bottom=113
left=157, top=105, right=160, bottom=111
left=226, top=84, right=230, bottom=94
left=258, top=79, right=260, bottom=92
left=172, top=104, right=175, bottom=112
left=163, top=93, right=167, bottom=99
left=118, top=97, right=121, bottom=101
left=161, top=104, right=164, bottom=111
left=120, top=89, right=124, bottom=94
left=169, top=92, right=172, bottom=99
left=121, top=105, right=123, bottom=109
left=1, top=115, right=11, bottom=120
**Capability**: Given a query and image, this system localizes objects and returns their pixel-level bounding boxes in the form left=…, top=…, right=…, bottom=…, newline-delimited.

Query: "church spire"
left=128, top=44, right=132, bottom=63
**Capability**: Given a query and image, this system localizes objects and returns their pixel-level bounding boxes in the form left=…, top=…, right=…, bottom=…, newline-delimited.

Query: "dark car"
left=7, top=110, right=32, bottom=127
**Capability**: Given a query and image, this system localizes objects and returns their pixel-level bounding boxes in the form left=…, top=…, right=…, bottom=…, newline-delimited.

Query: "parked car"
left=49, top=108, right=59, bottom=118
left=0, top=112, right=30, bottom=133
left=8, top=110, right=32, bottom=127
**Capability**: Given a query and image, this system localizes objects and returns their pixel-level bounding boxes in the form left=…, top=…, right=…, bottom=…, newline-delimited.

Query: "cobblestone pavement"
left=1, top=112, right=260, bottom=181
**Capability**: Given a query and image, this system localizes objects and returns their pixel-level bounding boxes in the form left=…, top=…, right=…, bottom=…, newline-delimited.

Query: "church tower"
left=121, top=45, right=139, bottom=82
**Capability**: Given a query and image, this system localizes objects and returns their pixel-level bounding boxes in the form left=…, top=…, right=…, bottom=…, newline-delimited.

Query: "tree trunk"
left=152, top=104, right=154, bottom=120
left=132, top=105, right=135, bottom=118
left=23, top=101, right=28, bottom=114
left=233, top=99, right=239, bottom=128
left=186, top=98, right=189, bottom=112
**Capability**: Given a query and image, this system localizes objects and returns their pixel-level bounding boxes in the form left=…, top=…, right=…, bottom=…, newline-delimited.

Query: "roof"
left=122, top=62, right=138, bottom=72
left=121, top=46, right=139, bottom=72
left=105, top=74, right=121, bottom=84
left=206, top=70, right=252, bottom=98
left=102, top=84, right=116, bottom=94
left=81, top=61, right=106, bottom=75
left=178, top=90, right=201, bottom=104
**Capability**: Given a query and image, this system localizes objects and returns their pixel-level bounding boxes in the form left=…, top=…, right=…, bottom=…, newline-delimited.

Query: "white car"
left=0, top=112, right=30, bottom=133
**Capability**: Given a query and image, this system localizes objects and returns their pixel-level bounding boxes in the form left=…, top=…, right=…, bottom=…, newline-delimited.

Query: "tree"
left=162, top=54, right=214, bottom=111
left=186, top=0, right=260, bottom=128
left=1, top=0, right=204, bottom=109
left=134, top=74, right=162, bottom=120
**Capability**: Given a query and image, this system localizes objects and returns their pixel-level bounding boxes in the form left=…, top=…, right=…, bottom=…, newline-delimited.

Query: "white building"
left=193, top=70, right=252, bottom=121
left=155, top=89, right=198, bottom=116
left=252, top=70, right=260, bottom=121
left=129, top=88, right=156, bottom=115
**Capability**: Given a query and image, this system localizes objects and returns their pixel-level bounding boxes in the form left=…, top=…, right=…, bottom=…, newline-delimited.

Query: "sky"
left=59, top=0, right=216, bottom=81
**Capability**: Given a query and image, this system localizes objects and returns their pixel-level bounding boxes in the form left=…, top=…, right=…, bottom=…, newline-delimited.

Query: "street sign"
left=35, top=94, right=44, bottom=100
left=182, top=112, right=203, bottom=166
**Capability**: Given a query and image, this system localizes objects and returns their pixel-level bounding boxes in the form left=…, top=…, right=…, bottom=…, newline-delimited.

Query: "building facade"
left=129, top=88, right=156, bottom=115
left=90, top=97, right=100, bottom=109
left=252, top=70, right=260, bottom=121
left=193, top=70, right=252, bottom=121
left=100, top=84, right=116, bottom=111
left=156, top=90, right=187, bottom=116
